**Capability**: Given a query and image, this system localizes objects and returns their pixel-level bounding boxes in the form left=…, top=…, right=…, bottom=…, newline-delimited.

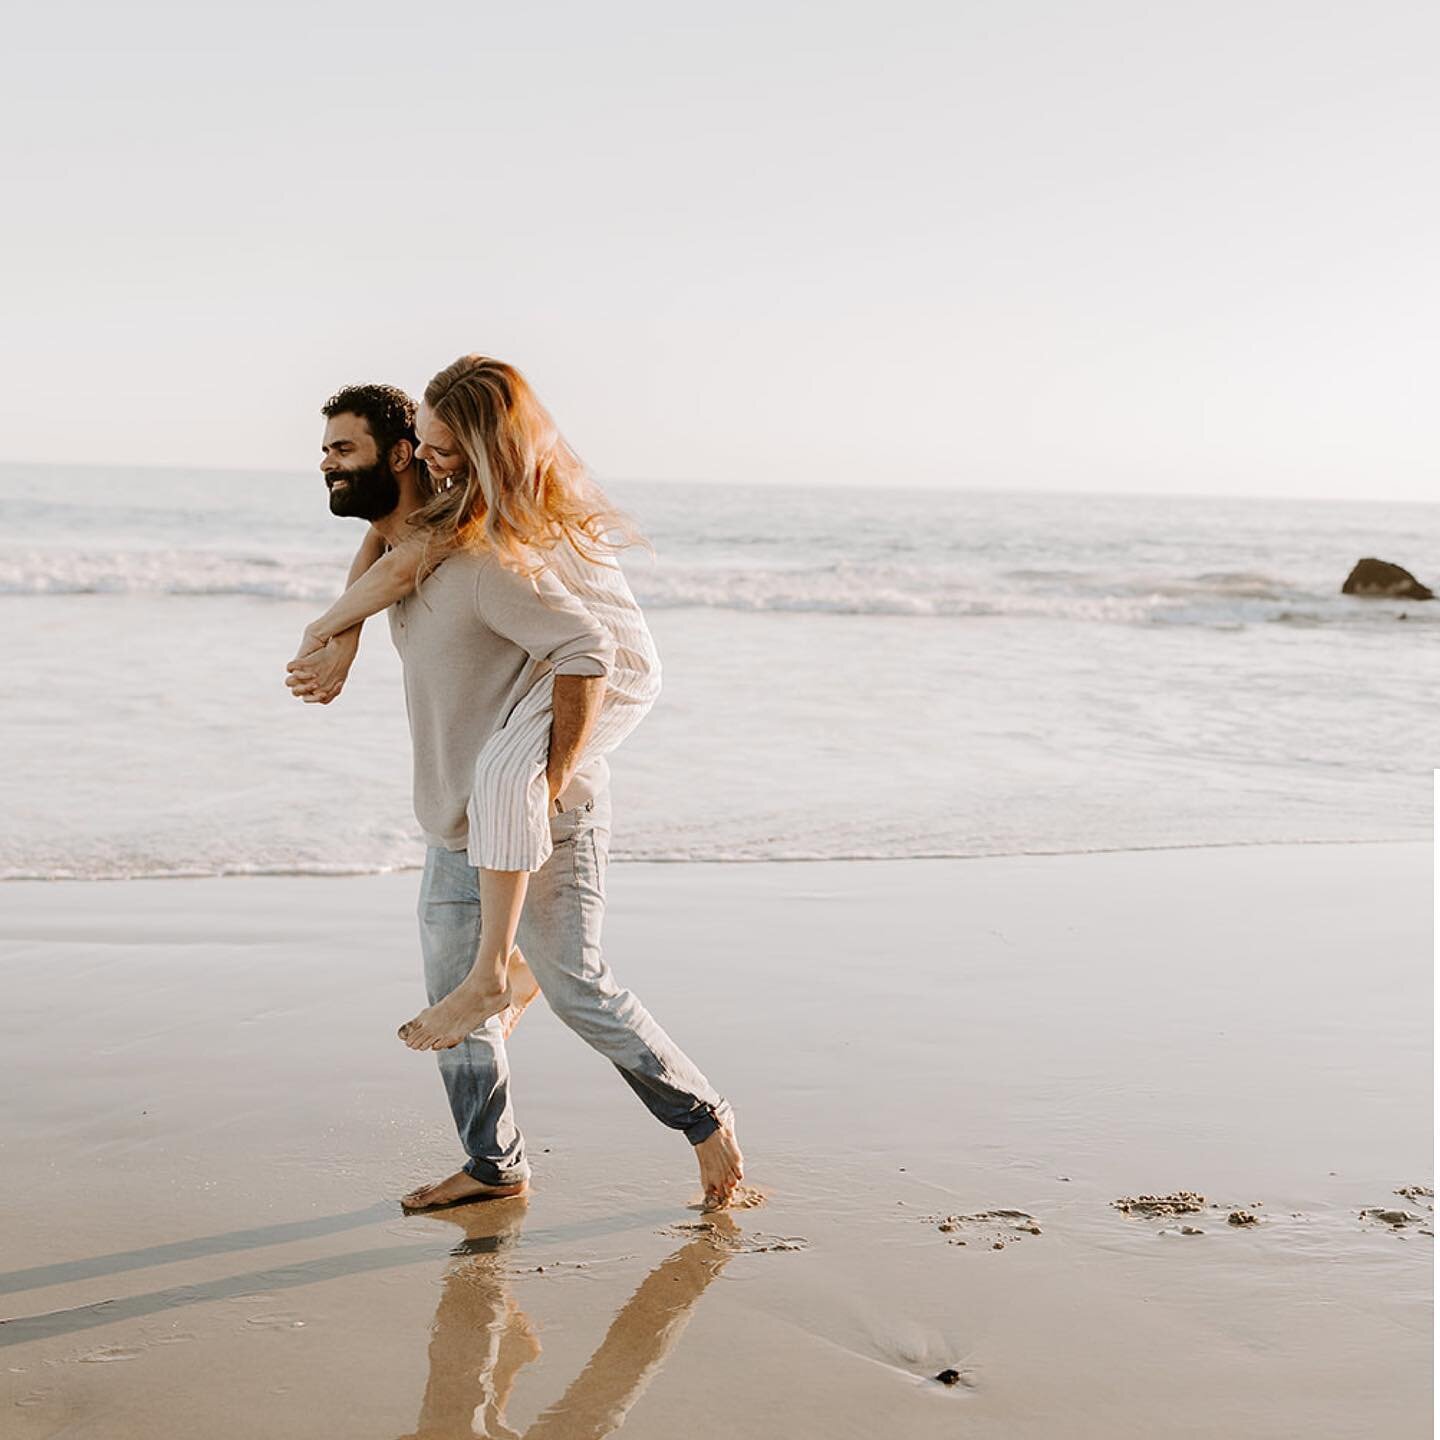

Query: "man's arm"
left=547, top=674, right=607, bottom=809
left=473, top=557, right=615, bottom=805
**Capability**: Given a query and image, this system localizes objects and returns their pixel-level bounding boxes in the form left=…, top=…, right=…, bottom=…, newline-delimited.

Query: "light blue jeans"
left=417, top=789, right=732, bottom=1186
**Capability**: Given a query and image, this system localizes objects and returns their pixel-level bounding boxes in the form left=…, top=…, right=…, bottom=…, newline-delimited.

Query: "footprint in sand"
left=660, top=1220, right=808, bottom=1254
left=923, top=1208, right=1042, bottom=1250
left=1359, top=1207, right=1431, bottom=1235
left=724, top=1184, right=767, bottom=1210
left=78, top=1346, right=143, bottom=1364
left=689, top=1182, right=768, bottom=1213
left=245, top=1312, right=307, bottom=1330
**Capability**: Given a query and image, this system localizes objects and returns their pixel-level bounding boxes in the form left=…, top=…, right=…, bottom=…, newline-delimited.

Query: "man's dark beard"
left=327, top=461, right=400, bottom=520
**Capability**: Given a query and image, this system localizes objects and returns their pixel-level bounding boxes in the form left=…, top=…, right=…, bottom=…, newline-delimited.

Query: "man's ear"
left=390, top=439, right=414, bottom=473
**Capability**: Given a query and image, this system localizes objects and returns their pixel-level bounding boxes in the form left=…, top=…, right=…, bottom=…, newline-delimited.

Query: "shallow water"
left=2, top=466, right=1435, bottom=878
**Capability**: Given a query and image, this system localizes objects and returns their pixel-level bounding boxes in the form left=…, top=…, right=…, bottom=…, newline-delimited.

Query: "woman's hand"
left=290, top=623, right=330, bottom=665
left=286, top=631, right=358, bottom=704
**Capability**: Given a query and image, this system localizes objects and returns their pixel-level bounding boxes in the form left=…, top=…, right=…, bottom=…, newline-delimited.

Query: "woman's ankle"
left=461, top=961, right=509, bottom=997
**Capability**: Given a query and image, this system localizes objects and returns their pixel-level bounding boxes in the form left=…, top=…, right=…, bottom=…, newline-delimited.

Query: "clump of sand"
left=1114, top=1193, right=1274, bottom=1227
left=1112, top=1191, right=1206, bottom=1217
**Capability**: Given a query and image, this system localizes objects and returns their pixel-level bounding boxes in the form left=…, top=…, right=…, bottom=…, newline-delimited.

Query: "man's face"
left=320, top=412, right=400, bottom=520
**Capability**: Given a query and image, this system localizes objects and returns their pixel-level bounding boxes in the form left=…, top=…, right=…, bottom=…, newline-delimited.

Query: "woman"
left=289, top=356, right=661, bottom=1051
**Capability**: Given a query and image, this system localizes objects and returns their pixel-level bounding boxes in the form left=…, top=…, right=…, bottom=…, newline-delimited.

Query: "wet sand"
left=0, top=842, right=1431, bottom=1438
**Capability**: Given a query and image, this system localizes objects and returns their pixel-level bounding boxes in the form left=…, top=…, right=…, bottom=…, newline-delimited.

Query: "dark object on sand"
left=1227, top=1210, right=1259, bottom=1226
left=935, top=1369, right=962, bottom=1386
left=1341, top=558, right=1433, bottom=600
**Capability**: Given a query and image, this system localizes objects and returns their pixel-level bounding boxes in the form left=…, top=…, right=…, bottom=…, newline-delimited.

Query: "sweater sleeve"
left=473, top=556, right=615, bottom=677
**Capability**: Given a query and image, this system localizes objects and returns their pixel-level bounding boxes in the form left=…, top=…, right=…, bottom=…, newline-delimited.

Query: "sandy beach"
left=1, top=841, right=1431, bottom=1438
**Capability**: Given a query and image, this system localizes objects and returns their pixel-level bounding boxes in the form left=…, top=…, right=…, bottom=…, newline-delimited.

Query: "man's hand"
left=286, top=631, right=358, bottom=705
left=545, top=673, right=606, bottom=812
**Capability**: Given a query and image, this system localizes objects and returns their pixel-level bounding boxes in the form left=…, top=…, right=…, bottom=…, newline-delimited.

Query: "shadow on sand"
left=1, top=1197, right=738, bottom=1439
left=399, top=1199, right=737, bottom=1440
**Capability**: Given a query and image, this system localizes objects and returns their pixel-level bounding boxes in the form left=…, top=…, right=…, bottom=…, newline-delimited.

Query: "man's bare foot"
left=400, top=1168, right=529, bottom=1211
left=498, top=954, right=542, bottom=1041
left=695, top=1120, right=745, bottom=1210
left=399, top=976, right=513, bottom=1051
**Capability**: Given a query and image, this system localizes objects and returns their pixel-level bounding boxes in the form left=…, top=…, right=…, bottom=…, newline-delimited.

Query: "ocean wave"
left=633, top=566, right=1436, bottom=627
left=0, top=548, right=346, bottom=601
left=2, top=549, right=1434, bottom=627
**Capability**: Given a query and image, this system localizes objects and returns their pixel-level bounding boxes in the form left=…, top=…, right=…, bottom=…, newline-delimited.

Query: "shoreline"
left=3, top=829, right=1428, bottom=884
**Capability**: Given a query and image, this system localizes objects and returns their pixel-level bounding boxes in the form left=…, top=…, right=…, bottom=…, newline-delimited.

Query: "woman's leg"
left=499, top=947, right=542, bottom=1039
left=398, top=867, right=531, bottom=1050
left=405, top=667, right=658, bottom=1053
left=399, top=677, right=559, bottom=1050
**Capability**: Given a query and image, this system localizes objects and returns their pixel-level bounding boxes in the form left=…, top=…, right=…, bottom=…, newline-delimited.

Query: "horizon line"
left=0, top=456, right=1434, bottom=510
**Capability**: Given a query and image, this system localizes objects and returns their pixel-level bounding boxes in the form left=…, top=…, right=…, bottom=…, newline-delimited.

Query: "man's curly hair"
left=321, top=383, right=418, bottom=465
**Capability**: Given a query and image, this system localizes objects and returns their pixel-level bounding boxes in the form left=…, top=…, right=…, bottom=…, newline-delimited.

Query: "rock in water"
left=1341, top=558, right=1434, bottom=600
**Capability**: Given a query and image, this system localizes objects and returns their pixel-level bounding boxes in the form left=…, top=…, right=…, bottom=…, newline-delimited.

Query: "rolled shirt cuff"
left=551, top=653, right=611, bottom=678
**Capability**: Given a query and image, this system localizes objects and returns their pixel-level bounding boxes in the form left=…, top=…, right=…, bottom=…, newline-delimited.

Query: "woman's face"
left=415, top=403, right=466, bottom=486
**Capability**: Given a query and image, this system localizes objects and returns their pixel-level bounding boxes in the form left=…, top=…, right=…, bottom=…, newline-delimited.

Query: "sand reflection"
left=401, top=1201, right=735, bottom=1440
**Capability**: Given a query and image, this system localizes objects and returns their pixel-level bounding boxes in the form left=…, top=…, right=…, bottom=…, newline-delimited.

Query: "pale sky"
left=1, top=1, right=1434, bottom=499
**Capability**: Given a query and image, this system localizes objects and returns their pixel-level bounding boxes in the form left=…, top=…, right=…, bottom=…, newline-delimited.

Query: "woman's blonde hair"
left=412, top=355, right=647, bottom=578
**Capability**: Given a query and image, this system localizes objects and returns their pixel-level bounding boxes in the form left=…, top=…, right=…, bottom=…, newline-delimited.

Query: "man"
left=295, top=383, right=744, bottom=1211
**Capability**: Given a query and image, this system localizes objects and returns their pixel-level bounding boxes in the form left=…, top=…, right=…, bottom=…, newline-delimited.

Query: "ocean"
left=2, top=464, right=1435, bottom=880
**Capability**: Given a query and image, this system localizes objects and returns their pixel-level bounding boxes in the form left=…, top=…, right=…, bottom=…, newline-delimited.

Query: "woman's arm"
left=285, top=527, right=389, bottom=703
left=346, top=526, right=388, bottom=588
left=303, top=535, right=428, bottom=647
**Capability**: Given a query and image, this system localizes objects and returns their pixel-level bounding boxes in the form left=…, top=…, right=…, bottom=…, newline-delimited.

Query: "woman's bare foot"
left=498, top=953, right=542, bottom=1041
left=695, top=1120, right=745, bottom=1210
left=399, top=976, right=513, bottom=1051
left=400, top=1169, right=529, bottom=1211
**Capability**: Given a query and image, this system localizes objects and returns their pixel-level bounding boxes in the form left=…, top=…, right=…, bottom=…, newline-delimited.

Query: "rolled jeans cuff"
left=463, top=1156, right=530, bottom=1187
left=684, top=1099, right=733, bottom=1147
